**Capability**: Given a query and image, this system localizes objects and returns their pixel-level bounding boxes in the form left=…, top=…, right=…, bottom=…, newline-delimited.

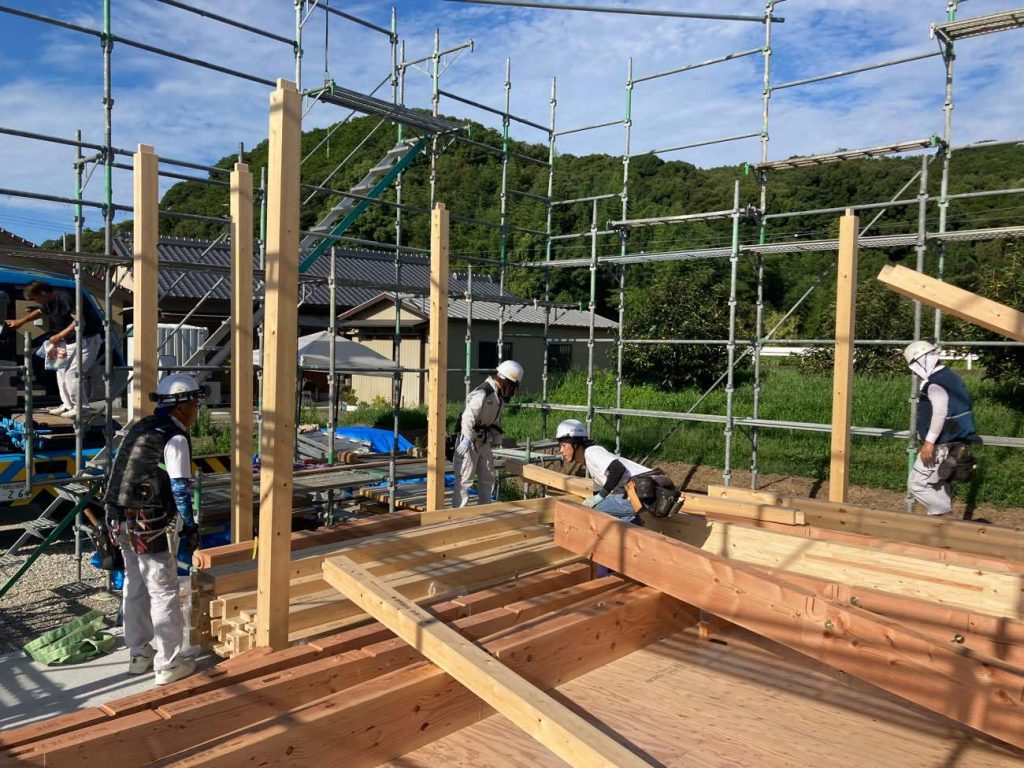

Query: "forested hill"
left=60, top=115, right=1024, bottom=389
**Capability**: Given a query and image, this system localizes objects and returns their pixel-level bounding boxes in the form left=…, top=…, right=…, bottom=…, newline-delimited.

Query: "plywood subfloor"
left=389, top=627, right=1024, bottom=768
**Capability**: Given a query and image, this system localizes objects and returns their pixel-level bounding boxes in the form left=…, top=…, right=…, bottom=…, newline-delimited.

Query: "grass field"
left=499, top=367, right=1024, bottom=508
left=191, top=364, right=1024, bottom=508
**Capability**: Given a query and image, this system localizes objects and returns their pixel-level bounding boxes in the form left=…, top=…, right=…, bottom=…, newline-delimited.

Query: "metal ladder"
left=0, top=482, right=100, bottom=600
left=179, top=137, right=427, bottom=381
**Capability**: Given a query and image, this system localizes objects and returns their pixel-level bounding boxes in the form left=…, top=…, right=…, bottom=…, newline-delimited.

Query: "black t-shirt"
left=41, top=289, right=102, bottom=344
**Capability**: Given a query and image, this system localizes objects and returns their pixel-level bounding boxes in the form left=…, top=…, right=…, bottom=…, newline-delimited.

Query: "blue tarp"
left=328, top=426, right=414, bottom=454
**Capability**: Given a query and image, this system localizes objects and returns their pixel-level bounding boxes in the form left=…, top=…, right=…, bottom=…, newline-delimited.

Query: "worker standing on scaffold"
left=451, top=360, right=524, bottom=507
left=104, top=374, right=205, bottom=685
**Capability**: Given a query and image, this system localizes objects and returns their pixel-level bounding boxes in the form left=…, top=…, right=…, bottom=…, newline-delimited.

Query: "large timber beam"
left=878, top=263, right=1024, bottom=341
left=554, top=501, right=1024, bottom=751
left=426, top=203, right=449, bottom=511
left=324, top=555, right=652, bottom=768
left=230, top=161, right=254, bottom=543
left=255, top=79, right=301, bottom=650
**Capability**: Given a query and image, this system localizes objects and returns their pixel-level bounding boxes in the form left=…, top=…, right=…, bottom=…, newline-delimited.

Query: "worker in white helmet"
left=554, top=418, right=681, bottom=524
left=904, top=341, right=979, bottom=517
left=104, top=373, right=206, bottom=685
left=452, top=360, right=524, bottom=507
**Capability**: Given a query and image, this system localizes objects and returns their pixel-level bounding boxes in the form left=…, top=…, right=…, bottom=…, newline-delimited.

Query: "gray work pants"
left=451, top=441, right=495, bottom=508
left=117, top=531, right=184, bottom=672
left=910, top=446, right=952, bottom=516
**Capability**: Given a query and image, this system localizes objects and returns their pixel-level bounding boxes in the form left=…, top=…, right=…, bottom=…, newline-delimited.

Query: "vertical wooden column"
left=425, top=203, right=450, bottom=511
left=255, top=80, right=301, bottom=650
left=132, top=144, right=159, bottom=419
left=830, top=210, right=859, bottom=503
left=230, top=162, right=254, bottom=543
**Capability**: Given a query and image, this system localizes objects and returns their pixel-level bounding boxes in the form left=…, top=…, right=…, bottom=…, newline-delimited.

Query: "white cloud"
left=1, top=0, right=1022, bottom=243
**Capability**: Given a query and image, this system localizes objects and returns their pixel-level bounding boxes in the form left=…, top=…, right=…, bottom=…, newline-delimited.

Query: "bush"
left=796, top=346, right=904, bottom=377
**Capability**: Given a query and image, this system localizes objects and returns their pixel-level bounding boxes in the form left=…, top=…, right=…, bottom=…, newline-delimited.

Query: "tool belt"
left=936, top=439, right=980, bottom=485
left=109, top=504, right=174, bottom=555
left=624, top=470, right=681, bottom=518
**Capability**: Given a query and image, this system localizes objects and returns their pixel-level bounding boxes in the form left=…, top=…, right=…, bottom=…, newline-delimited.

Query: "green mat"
left=23, top=610, right=116, bottom=666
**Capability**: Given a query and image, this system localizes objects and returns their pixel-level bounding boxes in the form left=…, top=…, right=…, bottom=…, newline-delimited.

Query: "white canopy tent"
left=253, top=332, right=399, bottom=376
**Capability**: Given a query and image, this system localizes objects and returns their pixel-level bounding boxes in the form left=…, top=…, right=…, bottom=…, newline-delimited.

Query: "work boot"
left=127, top=644, right=156, bottom=675
left=155, top=657, right=196, bottom=686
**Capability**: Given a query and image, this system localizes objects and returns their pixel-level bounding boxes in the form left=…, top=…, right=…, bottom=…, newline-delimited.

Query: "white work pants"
left=451, top=442, right=495, bottom=508
left=58, top=333, right=100, bottom=409
left=118, top=532, right=184, bottom=672
left=910, top=447, right=952, bottom=516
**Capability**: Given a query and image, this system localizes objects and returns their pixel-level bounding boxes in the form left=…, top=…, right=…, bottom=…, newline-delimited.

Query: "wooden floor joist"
left=0, top=564, right=597, bottom=756
left=708, top=484, right=1024, bottom=560
left=158, top=587, right=692, bottom=767
left=324, top=556, right=653, bottom=768
left=554, top=500, right=1024, bottom=751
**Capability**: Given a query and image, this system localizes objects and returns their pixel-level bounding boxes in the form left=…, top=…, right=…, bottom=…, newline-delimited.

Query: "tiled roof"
left=110, top=235, right=510, bottom=310
left=402, top=296, right=617, bottom=329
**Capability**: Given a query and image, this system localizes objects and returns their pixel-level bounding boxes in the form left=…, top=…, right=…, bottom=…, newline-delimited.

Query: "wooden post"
left=255, top=80, right=301, bottom=650
left=878, top=263, right=1024, bottom=341
left=829, top=210, right=858, bottom=503
left=131, top=144, right=159, bottom=419
left=425, top=203, right=449, bottom=511
left=230, top=162, right=254, bottom=543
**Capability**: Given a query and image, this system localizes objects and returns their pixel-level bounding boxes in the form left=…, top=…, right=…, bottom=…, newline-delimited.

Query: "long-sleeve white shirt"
left=922, top=381, right=949, bottom=444
left=584, top=445, right=651, bottom=494
left=459, top=377, right=504, bottom=445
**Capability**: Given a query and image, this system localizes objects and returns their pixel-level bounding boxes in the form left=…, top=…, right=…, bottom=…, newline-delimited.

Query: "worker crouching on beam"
left=555, top=419, right=681, bottom=525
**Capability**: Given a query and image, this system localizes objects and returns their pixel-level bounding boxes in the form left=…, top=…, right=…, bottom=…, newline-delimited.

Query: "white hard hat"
left=555, top=419, right=588, bottom=441
left=150, top=373, right=207, bottom=404
left=903, top=341, right=937, bottom=366
left=496, top=359, right=524, bottom=384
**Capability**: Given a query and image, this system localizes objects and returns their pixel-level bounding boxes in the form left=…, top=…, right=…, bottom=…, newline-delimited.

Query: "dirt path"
left=655, top=461, right=1024, bottom=530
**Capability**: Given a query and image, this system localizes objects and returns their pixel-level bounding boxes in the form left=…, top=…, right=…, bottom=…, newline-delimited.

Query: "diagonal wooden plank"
left=554, top=500, right=1024, bottom=751
left=878, top=263, right=1024, bottom=341
left=323, top=555, right=653, bottom=768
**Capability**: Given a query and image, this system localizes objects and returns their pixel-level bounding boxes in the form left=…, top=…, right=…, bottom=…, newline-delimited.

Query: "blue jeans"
left=593, top=494, right=641, bottom=576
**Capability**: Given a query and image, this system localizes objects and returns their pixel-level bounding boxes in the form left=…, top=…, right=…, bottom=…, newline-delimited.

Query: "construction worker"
left=555, top=419, right=679, bottom=524
left=452, top=360, right=524, bottom=507
left=104, top=374, right=205, bottom=685
left=905, top=341, right=979, bottom=517
left=6, top=280, right=103, bottom=417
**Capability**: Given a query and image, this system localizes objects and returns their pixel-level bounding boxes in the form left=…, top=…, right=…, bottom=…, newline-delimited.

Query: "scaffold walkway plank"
left=755, top=137, right=939, bottom=171
left=933, top=9, right=1024, bottom=41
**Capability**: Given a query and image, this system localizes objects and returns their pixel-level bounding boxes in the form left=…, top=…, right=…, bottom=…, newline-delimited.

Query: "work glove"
left=455, top=436, right=472, bottom=457
left=180, top=524, right=200, bottom=554
left=582, top=494, right=604, bottom=509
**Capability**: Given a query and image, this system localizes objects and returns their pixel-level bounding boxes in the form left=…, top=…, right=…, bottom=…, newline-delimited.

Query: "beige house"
left=338, top=293, right=618, bottom=407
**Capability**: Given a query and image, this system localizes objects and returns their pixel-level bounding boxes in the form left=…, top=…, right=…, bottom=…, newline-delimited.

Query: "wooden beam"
left=519, top=462, right=593, bottom=497
left=230, top=161, right=254, bottom=543
left=647, top=511, right=1024, bottom=618
left=131, top=144, right=159, bottom=419
left=323, top=556, right=652, bottom=768
left=878, top=263, right=1024, bottom=342
left=554, top=501, right=1024, bottom=750
left=255, top=79, right=301, bottom=650
left=426, top=203, right=449, bottom=511
left=830, top=210, right=858, bottom=502
left=175, top=586, right=689, bottom=767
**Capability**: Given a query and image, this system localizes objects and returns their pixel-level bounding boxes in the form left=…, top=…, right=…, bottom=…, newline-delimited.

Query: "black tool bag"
left=937, top=440, right=980, bottom=485
left=630, top=469, right=680, bottom=518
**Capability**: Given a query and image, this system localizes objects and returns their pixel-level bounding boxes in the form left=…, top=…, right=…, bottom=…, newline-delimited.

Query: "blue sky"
left=0, top=0, right=1022, bottom=244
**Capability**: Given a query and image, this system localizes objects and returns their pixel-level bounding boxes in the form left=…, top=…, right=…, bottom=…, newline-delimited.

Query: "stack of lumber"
left=1, top=564, right=694, bottom=766
left=193, top=498, right=571, bottom=657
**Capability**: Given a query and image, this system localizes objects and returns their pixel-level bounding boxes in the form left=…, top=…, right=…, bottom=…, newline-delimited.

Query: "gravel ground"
left=0, top=540, right=121, bottom=654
